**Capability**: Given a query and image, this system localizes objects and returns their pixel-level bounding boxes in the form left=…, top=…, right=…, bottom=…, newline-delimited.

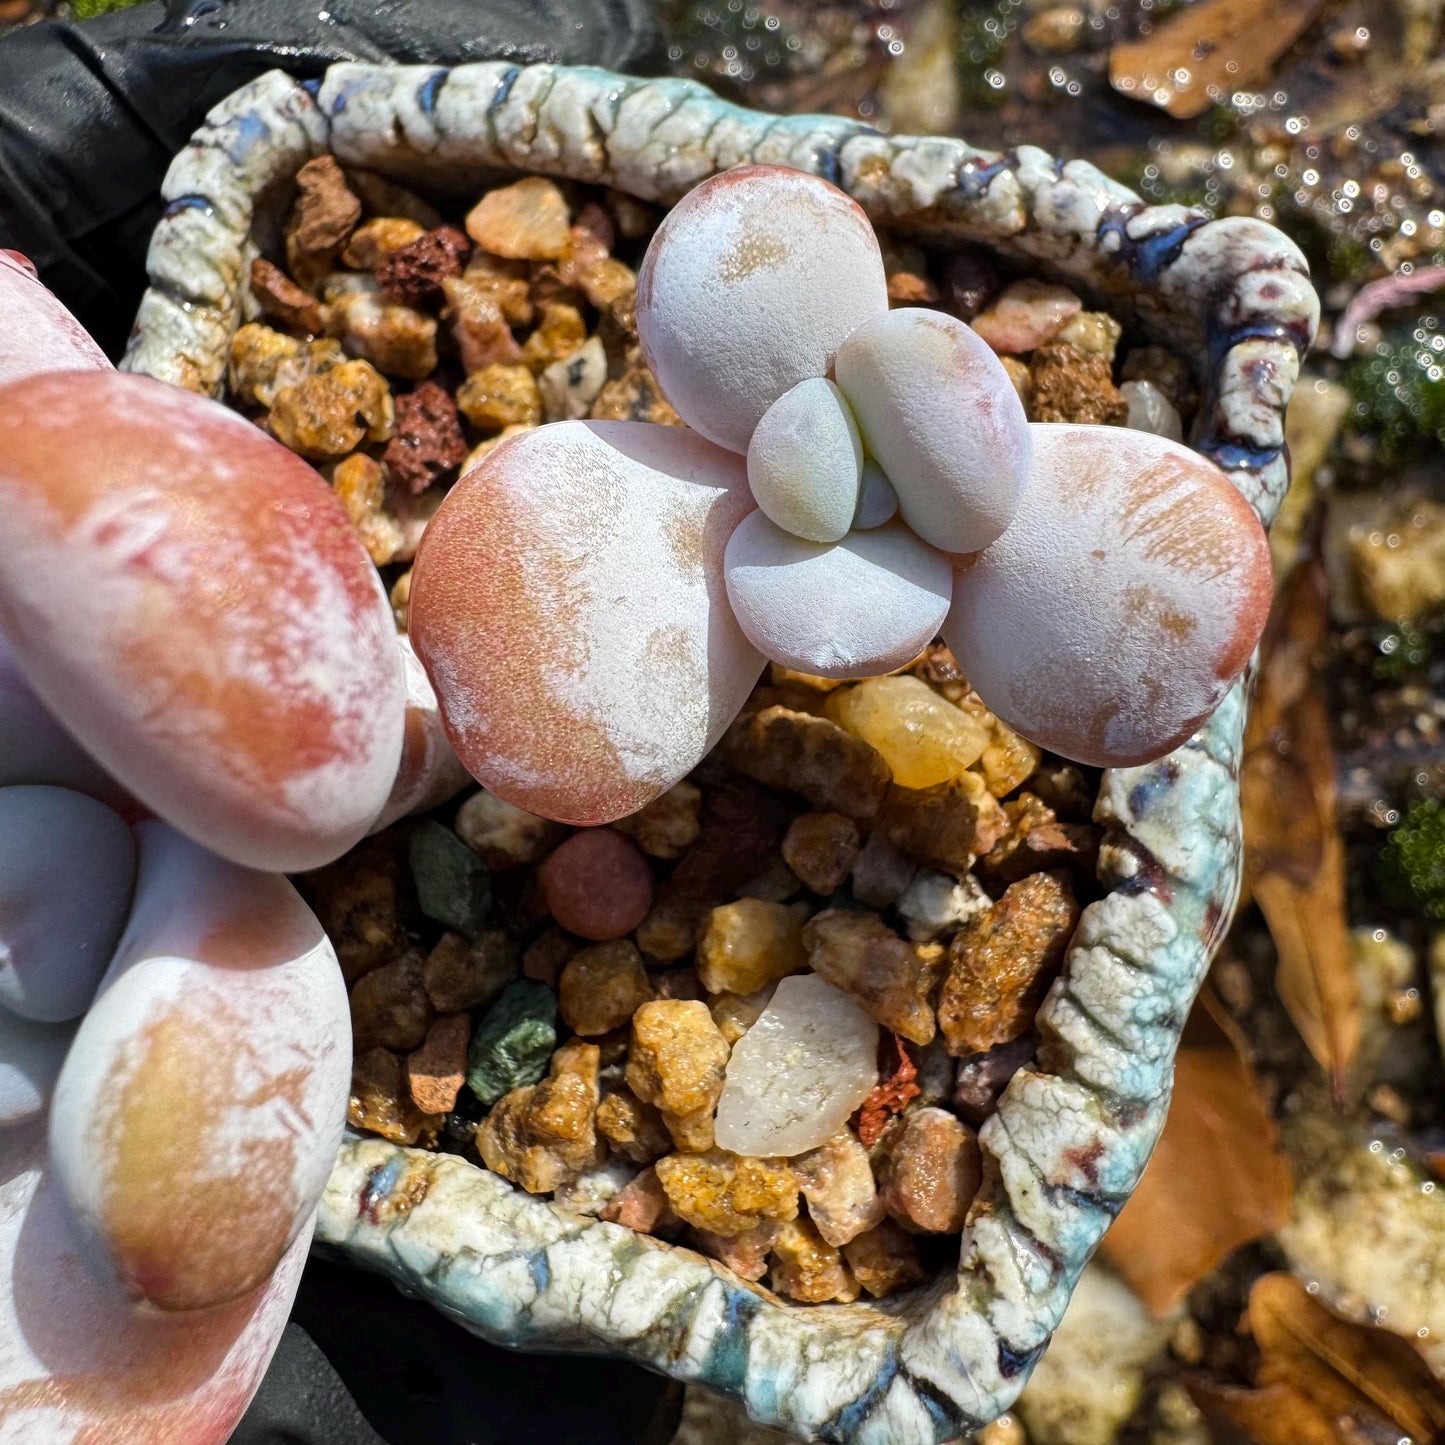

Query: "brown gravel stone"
left=350, top=1047, right=443, bottom=1147
left=978, top=792, right=1098, bottom=885
left=850, top=832, right=919, bottom=908
left=442, top=279, right=526, bottom=373
left=268, top=359, right=393, bottom=460
left=454, top=789, right=563, bottom=868
left=559, top=940, right=654, bottom=1036
left=250, top=258, right=324, bottom=334
left=941, top=248, right=998, bottom=321
left=843, top=1219, right=929, bottom=1298
left=341, top=216, right=427, bottom=271
left=627, top=1000, right=730, bottom=1150
left=588, top=366, right=683, bottom=425
left=522, top=301, right=588, bottom=372
left=522, top=928, right=576, bottom=987
left=803, top=910, right=938, bottom=1045
left=596, top=1088, right=672, bottom=1164
left=229, top=325, right=344, bottom=410
left=350, top=950, right=434, bottom=1053
left=770, top=1218, right=860, bottom=1303
left=696, top=898, right=808, bottom=997
left=670, top=780, right=791, bottom=906
left=654, top=1150, right=798, bottom=1237
left=938, top=871, right=1080, bottom=1055
left=345, top=170, right=443, bottom=230
left=464, top=177, right=571, bottom=260
left=455, top=362, right=542, bottom=432
left=383, top=380, right=468, bottom=494
left=876, top=773, right=1010, bottom=876
left=406, top=1013, right=471, bottom=1114
left=792, top=1130, right=885, bottom=1247
left=707, top=986, right=775, bottom=1045
left=879, top=1106, right=982, bottom=1233
left=331, top=453, right=403, bottom=565
left=299, top=837, right=403, bottom=983
left=601, top=1165, right=679, bottom=1233
left=422, top=929, right=519, bottom=1013
left=652, top=967, right=706, bottom=1003
left=611, top=780, right=702, bottom=860
left=951, top=1033, right=1038, bottom=1124
left=1028, top=340, right=1129, bottom=425
left=693, top=1223, right=778, bottom=1281
left=725, top=706, right=892, bottom=821
left=285, top=156, right=362, bottom=290
left=782, top=811, right=861, bottom=894
left=326, top=287, right=438, bottom=380
left=635, top=887, right=705, bottom=963
left=882, top=240, right=939, bottom=306
left=952, top=691, right=1042, bottom=797
left=475, top=1039, right=604, bottom=1194
left=377, top=225, right=471, bottom=307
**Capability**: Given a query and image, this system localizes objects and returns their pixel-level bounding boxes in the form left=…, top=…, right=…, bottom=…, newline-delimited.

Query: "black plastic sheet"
left=0, top=0, right=663, bottom=352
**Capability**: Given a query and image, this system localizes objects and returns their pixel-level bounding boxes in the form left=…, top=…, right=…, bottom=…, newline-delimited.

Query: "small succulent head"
left=411, top=163, right=1273, bottom=822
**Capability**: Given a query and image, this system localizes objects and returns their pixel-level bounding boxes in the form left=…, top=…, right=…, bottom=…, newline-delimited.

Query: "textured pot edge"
left=118, top=62, right=1318, bottom=1444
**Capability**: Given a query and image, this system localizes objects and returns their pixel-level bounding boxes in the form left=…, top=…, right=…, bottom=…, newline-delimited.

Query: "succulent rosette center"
left=409, top=163, right=1273, bottom=827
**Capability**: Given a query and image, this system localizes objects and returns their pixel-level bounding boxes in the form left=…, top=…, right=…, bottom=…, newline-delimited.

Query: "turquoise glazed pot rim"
left=122, top=60, right=1319, bottom=1443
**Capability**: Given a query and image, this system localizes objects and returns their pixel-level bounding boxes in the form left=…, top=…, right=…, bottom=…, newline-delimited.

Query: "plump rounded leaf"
left=853, top=459, right=899, bottom=530
left=0, top=1012, right=74, bottom=1127
left=0, top=250, right=110, bottom=387
left=0, top=786, right=136, bottom=1022
left=835, top=307, right=1030, bottom=552
left=369, top=634, right=472, bottom=834
left=0, top=371, right=406, bottom=871
left=411, top=421, right=765, bottom=825
left=0, top=1119, right=307, bottom=1441
left=636, top=165, right=889, bottom=453
left=746, top=377, right=862, bottom=544
left=0, top=628, right=124, bottom=802
left=724, top=513, right=952, bottom=679
left=49, top=822, right=351, bottom=1311
left=944, top=424, right=1273, bottom=767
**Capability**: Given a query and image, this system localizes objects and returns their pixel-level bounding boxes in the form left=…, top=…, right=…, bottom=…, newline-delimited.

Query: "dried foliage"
left=1241, top=557, right=1360, bottom=1098
left=1101, top=990, right=1292, bottom=1316
left=1189, top=1273, right=1445, bottom=1444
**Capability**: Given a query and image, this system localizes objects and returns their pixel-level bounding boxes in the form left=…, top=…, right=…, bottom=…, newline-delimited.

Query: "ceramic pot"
left=122, top=60, right=1318, bottom=1443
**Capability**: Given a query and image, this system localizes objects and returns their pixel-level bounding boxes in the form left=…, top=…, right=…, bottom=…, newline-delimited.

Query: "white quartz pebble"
left=944, top=424, right=1273, bottom=767
left=368, top=633, right=472, bottom=833
left=1121, top=379, right=1185, bottom=442
left=0, top=785, right=136, bottom=1021
left=853, top=459, right=899, bottom=529
left=49, top=822, right=351, bottom=1310
left=0, top=1120, right=306, bottom=1439
left=835, top=307, right=1031, bottom=553
left=724, top=512, right=953, bottom=679
left=0, top=1012, right=75, bottom=1127
left=411, top=421, right=765, bottom=825
left=715, top=974, right=879, bottom=1157
left=746, top=378, right=862, bottom=543
left=637, top=165, right=889, bottom=453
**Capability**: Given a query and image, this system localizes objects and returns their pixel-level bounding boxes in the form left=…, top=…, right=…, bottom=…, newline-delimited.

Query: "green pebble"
left=466, top=980, right=558, bottom=1105
left=410, top=819, right=491, bottom=939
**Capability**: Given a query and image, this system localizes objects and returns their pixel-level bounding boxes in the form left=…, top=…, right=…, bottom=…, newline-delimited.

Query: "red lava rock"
left=378, top=226, right=472, bottom=308
left=539, top=829, right=653, bottom=940
left=855, top=1033, right=920, bottom=1148
left=406, top=1012, right=471, bottom=1114
left=383, top=380, right=468, bottom=494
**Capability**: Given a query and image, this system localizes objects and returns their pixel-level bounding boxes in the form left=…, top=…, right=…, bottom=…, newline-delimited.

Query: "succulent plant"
left=414, top=164, right=1273, bottom=821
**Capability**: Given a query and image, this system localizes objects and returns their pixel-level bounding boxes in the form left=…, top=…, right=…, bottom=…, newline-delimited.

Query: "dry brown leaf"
left=1109, top=0, right=1325, bottom=119
left=1241, top=557, right=1360, bottom=1097
left=1186, top=1380, right=1343, bottom=1445
left=1248, top=1273, right=1445, bottom=1442
left=1100, top=990, right=1292, bottom=1317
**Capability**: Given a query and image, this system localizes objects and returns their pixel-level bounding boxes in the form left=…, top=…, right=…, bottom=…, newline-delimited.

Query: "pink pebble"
left=539, top=829, right=654, bottom=940
left=968, top=279, right=1083, bottom=354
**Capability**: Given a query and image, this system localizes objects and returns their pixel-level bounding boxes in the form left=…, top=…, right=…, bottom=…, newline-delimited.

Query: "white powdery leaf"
left=714, top=974, right=878, bottom=1157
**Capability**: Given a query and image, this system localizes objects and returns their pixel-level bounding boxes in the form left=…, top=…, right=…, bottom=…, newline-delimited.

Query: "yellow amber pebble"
left=826, top=676, right=989, bottom=789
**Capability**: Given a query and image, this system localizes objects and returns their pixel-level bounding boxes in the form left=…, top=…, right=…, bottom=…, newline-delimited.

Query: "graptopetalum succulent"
left=409, top=165, right=1273, bottom=824
left=0, top=164, right=1270, bottom=1437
